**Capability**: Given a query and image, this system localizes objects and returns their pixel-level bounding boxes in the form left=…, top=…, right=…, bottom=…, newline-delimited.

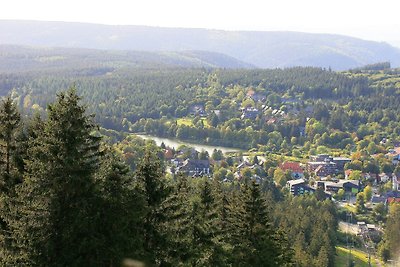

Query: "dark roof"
left=385, top=191, right=400, bottom=198
left=371, top=195, right=386, bottom=204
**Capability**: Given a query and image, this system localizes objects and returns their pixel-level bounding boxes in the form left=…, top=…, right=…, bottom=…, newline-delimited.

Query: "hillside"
left=0, top=45, right=252, bottom=72
left=1, top=20, right=400, bottom=70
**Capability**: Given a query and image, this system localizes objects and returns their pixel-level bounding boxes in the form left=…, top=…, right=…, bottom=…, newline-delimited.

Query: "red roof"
left=345, top=169, right=353, bottom=177
left=164, top=149, right=174, bottom=160
left=387, top=197, right=400, bottom=204
left=280, top=162, right=303, bottom=173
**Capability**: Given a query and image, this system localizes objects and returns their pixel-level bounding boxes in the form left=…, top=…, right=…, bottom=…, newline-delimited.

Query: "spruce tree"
left=0, top=96, right=21, bottom=190
left=94, top=148, right=146, bottom=266
left=229, top=181, right=292, bottom=267
left=191, top=179, right=226, bottom=266
left=160, top=173, right=193, bottom=265
left=10, top=88, right=102, bottom=266
left=135, top=147, right=169, bottom=265
left=0, top=96, right=21, bottom=265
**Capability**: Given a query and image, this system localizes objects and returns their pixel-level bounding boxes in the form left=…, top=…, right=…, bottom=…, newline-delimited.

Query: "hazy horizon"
left=1, top=0, right=400, bottom=48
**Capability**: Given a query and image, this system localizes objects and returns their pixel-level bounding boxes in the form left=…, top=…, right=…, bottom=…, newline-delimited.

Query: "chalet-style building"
left=307, top=161, right=337, bottom=177
left=178, top=159, right=211, bottom=176
left=241, top=107, right=260, bottom=120
left=307, top=154, right=350, bottom=177
left=317, top=180, right=360, bottom=194
left=279, top=161, right=304, bottom=179
left=332, top=157, right=352, bottom=170
left=189, top=104, right=206, bottom=117
left=287, top=179, right=315, bottom=196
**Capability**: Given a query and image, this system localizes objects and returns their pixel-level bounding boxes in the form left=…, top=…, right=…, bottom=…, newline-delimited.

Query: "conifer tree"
left=160, top=173, right=193, bottom=265
left=0, top=96, right=21, bottom=265
left=94, top=148, right=146, bottom=266
left=0, top=96, right=21, bottom=190
left=135, top=147, right=169, bottom=265
left=9, top=88, right=102, bottom=266
left=229, top=181, right=292, bottom=266
left=191, top=179, right=226, bottom=266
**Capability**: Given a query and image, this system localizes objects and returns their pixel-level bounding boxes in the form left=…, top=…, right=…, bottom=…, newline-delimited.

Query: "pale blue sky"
left=2, top=0, right=400, bottom=47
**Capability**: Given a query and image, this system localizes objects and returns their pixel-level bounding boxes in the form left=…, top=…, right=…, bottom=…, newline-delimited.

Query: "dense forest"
left=2, top=65, right=400, bottom=153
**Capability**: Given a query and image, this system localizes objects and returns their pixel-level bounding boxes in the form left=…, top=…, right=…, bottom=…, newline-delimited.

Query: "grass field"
left=176, top=117, right=210, bottom=127
left=335, top=246, right=380, bottom=267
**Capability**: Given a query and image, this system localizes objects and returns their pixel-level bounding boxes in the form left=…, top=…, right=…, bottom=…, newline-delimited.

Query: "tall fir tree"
left=94, top=148, right=146, bottom=266
left=135, top=147, right=169, bottom=265
left=0, top=96, right=21, bottom=190
left=160, top=173, right=193, bottom=265
left=190, top=179, right=226, bottom=266
left=229, top=181, right=292, bottom=267
left=0, top=96, right=21, bottom=265
left=9, top=88, right=103, bottom=266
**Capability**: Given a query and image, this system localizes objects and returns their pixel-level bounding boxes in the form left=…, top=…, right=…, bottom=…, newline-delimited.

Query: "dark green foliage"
left=0, top=96, right=21, bottom=188
left=274, top=197, right=338, bottom=267
left=228, top=181, right=293, bottom=266
left=0, top=96, right=22, bottom=264
left=159, top=174, right=193, bottom=265
left=135, top=148, right=169, bottom=265
left=11, top=88, right=103, bottom=266
left=93, top=149, right=146, bottom=266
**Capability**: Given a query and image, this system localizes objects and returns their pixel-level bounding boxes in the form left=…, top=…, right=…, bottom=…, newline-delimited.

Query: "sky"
left=1, top=0, right=400, bottom=47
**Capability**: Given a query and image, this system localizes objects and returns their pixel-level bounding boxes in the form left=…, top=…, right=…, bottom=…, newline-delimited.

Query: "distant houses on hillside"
left=307, top=154, right=351, bottom=177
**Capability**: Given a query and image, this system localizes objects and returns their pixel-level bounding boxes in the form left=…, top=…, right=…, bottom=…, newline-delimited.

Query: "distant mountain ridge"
left=0, top=45, right=253, bottom=72
left=1, top=20, right=400, bottom=70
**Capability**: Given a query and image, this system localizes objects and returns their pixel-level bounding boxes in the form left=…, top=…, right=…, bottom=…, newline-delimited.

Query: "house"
left=385, top=191, right=400, bottom=204
left=371, top=195, right=386, bottom=205
left=287, top=179, right=315, bottom=196
left=189, top=104, right=206, bottom=117
left=357, top=222, right=367, bottom=234
left=332, top=157, right=351, bottom=171
left=178, top=159, right=211, bottom=176
left=241, top=107, right=260, bottom=120
left=237, top=161, right=252, bottom=171
left=307, top=161, right=337, bottom=177
left=321, top=179, right=360, bottom=194
left=280, top=161, right=304, bottom=179
left=379, top=173, right=391, bottom=183
left=307, top=154, right=350, bottom=176
left=386, top=147, right=400, bottom=165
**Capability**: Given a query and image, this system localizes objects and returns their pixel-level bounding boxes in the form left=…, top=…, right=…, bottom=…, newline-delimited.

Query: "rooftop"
left=287, top=179, right=306, bottom=186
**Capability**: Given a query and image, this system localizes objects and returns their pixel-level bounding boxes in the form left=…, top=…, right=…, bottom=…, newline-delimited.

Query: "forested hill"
left=0, top=45, right=253, bottom=72
left=1, top=20, right=400, bottom=70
